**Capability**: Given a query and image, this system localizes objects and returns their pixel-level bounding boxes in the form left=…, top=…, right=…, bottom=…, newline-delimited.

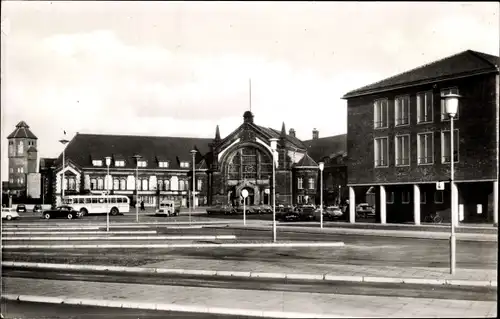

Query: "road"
left=2, top=268, right=495, bottom=301
left=1, top=300, right=250, bottom=319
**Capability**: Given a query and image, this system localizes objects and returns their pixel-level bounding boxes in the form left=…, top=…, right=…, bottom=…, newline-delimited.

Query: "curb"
left=231, top=226, right=498, bottom=242
left=1, top=242, right=345, bottom=249
left=2, top=231, right=158, bottom=235
left=1, top=235, right=237, bottom=241
left=2, top=294, right=342, bottom=318
left=2, top=261, right=495, bottom=288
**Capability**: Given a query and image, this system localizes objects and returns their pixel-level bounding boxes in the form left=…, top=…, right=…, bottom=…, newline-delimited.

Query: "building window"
left=420, top=192, right=426, bottom=204
left=142, top=179, right=148, bottom=191
left=386, top=192, right=394, bottom=204
left=197, top=179, right=202, bottom=191
left=9, top=141, right=13, bottom=145
left=374, top=137, right=389, bottom=167
left=17, top=167, right=24, bottom=173
left=298, top=177, right=303, bottom=190
left=180, top=162, right=190, bottom=168
left=113, top=178, right=120, bottom=190
left=18, top=141, right=24, bottom=154
left=137, top=161, right=147, bottom=168
left=120, top=179, right=126, bottom=190
left=441, top=87, right=459, bottom=121
left=441, top=130, right=459, bottom=163
left=417, top=91, right=433, bottom=123
left=374, top=99, right=389, bottom=129
left=9, top=178, right=13, bottom=184
left=92, top=160, right=103, bottom=167
left=115, top=160, right=125, bottom=167
left=184, top=180, right=189, bottom=191
left=97, top=178, right=104, bottom=190
left=395, top=95, right=410, bottom=126
left=65, top=177, right=76, bottom=191
left=417, top=132, right=434, bottom=165
left=18, top=177, right=24, bottom=184
left=159, top=161, right=169, bottom=168
left=402, top=191, right=410, bottom=204
left=395, top=135, right=410, bottom=166
left=136, top=179, right=141, bottom=190
left=434, top=190, right=444, bottom=204
left=308, top=178, right=314, bottom=190
left=90, top=178, right=97, bottom=190
left=179, top=179, right=185, bottom=191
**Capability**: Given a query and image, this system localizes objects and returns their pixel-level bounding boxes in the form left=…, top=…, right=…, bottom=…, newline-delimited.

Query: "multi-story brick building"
left=343, top=50, right=499, bottom=225
left=41, top=111, right=346, bottom=208
left=6, top=121, right=41, bottom=198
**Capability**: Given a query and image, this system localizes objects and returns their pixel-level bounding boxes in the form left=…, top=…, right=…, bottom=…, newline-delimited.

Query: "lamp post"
left=59, top=137, right=69, bottom=206
left=319, top=162, right=324, bottom=229
left=443, top=92, right=460, bottom=275
left=190, top=149, right=197, bottom=225
left=105, top=156, right=111, bottom=232
left=133, top=154, right=141, bottom=223
left=270, top=138, right=279, bottom=242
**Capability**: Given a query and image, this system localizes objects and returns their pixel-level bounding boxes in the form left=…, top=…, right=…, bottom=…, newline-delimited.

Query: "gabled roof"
left=343, top=50, right=499, bottom=99
left=7, top=121, right=38, bottom=139
left=296, top=153, right=318, bottom=167
left=302, top=134, right=347, bottom=163
left=54, top=133, right=212, bottom=170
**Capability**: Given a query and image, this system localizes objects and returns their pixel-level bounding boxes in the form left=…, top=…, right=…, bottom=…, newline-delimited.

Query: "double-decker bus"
left=63, top=195, right=130, bottom=216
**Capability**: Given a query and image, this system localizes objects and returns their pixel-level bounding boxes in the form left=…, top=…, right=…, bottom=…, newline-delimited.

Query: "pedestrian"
left=140, top=200, right=145, bottom=211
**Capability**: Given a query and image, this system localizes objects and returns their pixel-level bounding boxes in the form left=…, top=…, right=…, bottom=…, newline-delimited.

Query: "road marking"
left=2, top=294, right=344, bottom=318
left=2, top=231, right=157, bottom=235
left=2, top=242, right=345, bottom=249
left=1, top=235, right=237, bottom=241
left=2, top=227, right=100, bottom=231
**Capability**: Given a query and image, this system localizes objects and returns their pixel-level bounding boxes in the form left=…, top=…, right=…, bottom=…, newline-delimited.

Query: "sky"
left=1, top=1, right=499, bottom=180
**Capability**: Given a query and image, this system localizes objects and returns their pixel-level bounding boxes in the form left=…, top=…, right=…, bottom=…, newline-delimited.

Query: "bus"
left=63, top=195, right=130, bottom=216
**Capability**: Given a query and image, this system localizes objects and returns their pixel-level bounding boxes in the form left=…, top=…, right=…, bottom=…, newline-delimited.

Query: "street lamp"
left=443, top=92, right=460, bottom=275
left=133, top=154, right=142, bottom=223
left=269, top=138, right=279, bottom=242
left=59, top=137, right=69, bottom=206
left=319, top=162, right=324, bottom=229
left=190, top=149, right=197, bottom=225
left=105, top=156, right=111, bottom=232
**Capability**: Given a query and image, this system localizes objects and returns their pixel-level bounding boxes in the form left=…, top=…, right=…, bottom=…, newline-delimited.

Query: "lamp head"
left=105, top=156, right=112, bottom=166
left=318, top=162, right=324, bottom=171
left=442, top=93, right=461, bottom=118
left=269, top=138, right=279, bottom=151
left=190, top=149, right=197, bottom=155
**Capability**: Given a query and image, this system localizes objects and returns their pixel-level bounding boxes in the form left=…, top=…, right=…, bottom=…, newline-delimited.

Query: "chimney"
left=289, top=128, right=296, bottom=137
left=312, top=128, right=319, bottom=140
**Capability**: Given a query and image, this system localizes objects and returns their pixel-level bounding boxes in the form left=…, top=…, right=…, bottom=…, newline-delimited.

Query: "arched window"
left=184, top=180, right=189, bottom=191
left=113, top=178, right=119, bottom=190
left=227, top=147, right=272, bottom=180
left=90, top=178, right=97, bottom=190
left=120, top=179, right=126, bottom=190
left=179, top=179, right=185, bottom=191
left=18, top=141, right=24, bottom=155
left=142, top=179, right=148, bottom=191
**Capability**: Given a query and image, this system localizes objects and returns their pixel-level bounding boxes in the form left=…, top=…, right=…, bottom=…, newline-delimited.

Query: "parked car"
left=206, top=204, right=236, bottom=215
left=42, top=205, right=81, bottom=220
left=279, top=210, right=301, bottom=222
left=256, top=204, right=273, bottom=214
left=324, top=206, right=344, bottom=220
left=356, top=203, right=375, bottom=218
left=155, top=200, right=180, bottom=217
left=33, top=204, right=43, bottom=213
left=297, top=205, right=316, bottom=221
left=16, top=204, right=27, bottom=213
left=236, top=205, right=257, bottom=214
left=2, top=207, right=20, bottom=220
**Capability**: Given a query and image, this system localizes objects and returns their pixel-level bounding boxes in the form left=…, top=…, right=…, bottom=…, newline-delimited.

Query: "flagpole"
left=249, top=78, right=252, bottom=112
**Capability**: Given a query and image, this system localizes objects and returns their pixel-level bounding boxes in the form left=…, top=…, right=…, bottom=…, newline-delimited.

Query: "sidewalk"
left=3, top=277, right=497, bottom=318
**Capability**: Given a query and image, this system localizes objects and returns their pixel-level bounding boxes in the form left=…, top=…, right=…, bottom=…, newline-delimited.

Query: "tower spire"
left=215, top=125, right=221, bottom=141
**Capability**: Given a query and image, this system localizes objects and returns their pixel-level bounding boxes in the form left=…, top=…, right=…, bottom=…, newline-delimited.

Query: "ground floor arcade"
left=347, top=180, right=498, bottom=225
